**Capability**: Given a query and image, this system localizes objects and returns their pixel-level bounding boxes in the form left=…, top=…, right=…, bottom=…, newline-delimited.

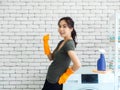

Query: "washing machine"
left=63, top=66, right=115, bottom=90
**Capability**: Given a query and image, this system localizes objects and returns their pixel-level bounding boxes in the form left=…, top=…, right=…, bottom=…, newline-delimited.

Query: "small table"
left=92, top=69, right=112, bottom=74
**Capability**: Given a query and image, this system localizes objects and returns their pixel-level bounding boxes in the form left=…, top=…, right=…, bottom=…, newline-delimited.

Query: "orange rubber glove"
left=43, top=34, right=51, bottom=55
left=58, top=68, right=74, bottom=85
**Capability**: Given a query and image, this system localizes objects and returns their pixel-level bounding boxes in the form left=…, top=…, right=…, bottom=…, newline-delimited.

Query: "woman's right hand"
left=43, top=34, right=51, bottom=55
left=43, top=34, right=49, bottom=41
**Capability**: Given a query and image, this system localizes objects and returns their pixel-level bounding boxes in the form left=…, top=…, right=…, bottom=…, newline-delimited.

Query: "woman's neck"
left=64, top=37, right=72, bottom=41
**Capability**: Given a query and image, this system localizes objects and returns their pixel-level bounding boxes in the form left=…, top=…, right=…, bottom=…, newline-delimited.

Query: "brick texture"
left=0, top=0, right=120, bottom=89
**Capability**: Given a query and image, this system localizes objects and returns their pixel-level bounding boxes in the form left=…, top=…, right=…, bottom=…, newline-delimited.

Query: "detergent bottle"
left=97, top=49, right=106, bottom=71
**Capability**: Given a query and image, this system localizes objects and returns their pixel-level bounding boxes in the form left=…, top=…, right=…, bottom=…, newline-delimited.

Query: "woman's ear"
left=70, top=28, right=73, bottom=32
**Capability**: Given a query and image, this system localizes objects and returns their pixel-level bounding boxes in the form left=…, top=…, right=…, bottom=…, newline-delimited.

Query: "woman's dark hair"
left=58, top=17, right=77, bottom=47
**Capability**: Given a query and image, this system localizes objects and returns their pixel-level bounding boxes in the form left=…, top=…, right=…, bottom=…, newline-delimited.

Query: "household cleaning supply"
left=97, top=49, right=106, bottom=71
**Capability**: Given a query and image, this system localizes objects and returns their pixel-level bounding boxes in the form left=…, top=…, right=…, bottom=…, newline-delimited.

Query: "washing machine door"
left=78, top=87, right=98, bottom=90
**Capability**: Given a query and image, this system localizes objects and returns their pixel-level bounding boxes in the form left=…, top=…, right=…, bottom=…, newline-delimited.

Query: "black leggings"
left=42, top=79, right=63, bottom=90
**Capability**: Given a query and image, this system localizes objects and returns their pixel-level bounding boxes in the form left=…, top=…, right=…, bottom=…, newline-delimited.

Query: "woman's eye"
left=63, top=26, right=67, bottom=28
left=59, top=26, right=61, bottom=28
left=58, top=25, right=67, bottom=28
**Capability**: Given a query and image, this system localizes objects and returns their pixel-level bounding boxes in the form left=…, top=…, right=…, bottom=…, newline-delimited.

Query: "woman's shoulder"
left=57, top=40, right=64, bottom=46
left=65, top=39, right=75, bottom=47
left=58, top=40, right=64, bottom=44
left=64, top=39, right=75, bottom=51
left=66, top=39, right=74, bottom=44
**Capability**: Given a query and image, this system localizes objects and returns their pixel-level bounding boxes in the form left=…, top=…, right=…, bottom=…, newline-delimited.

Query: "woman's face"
left=58, top=20, right=73, bottom=38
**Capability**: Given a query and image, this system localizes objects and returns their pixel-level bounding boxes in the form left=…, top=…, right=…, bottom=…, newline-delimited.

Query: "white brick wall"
left=0, top=0, right=120, bottom=89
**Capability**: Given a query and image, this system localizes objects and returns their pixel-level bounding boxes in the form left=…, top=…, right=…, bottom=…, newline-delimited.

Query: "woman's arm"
left=47, top=47, right=57, bottom=61
left=43, top=34, right=55, bottom=61
left=58, top=50, right=81, bottom=85
left=68, top=50, right=81, bottom=71
left=47, top=53, right=53, bottom=61
left=47, top=41, right=62, bottom=61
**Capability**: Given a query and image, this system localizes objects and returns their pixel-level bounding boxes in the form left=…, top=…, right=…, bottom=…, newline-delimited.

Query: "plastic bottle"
left=97, top=49, right=106, bottom=71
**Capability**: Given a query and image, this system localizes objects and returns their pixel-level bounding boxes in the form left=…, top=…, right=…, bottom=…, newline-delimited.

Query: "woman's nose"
left=59, top=27, right=64, bottom=31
